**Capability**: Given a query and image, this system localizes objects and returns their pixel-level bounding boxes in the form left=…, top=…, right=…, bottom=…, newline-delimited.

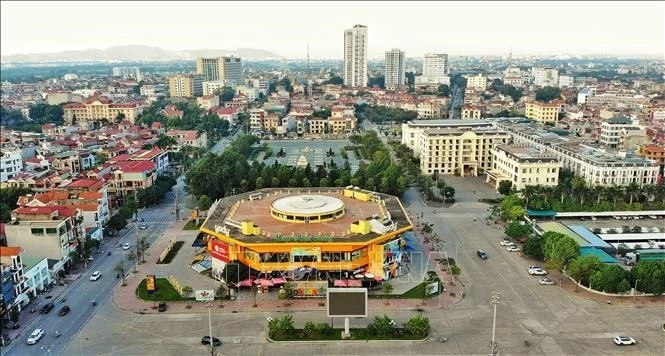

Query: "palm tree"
left=606, top=184, right=622, bottom=208
left=181, top=286, right=193, bottom=308
left=593, top=185, right=605, bottom=204
left=382, top=282, right=394, bottom=305
left=625, top=181, right=640, bottom=205
left=641, top=184, right=656, bottom=203
left=571, top=176, right=587, bottom=206
left=522, top=185, right=539, bottom=208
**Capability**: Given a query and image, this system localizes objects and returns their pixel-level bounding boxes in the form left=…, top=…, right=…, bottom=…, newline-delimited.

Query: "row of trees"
left=568, top=256, right=664, bottom=295
left=135, top=175, right=177, bottom=208
left=0, top=103, right=65, bottom=132
left=0, top=187, right=33, bottom=222
left=354, top=104, right=418, bottom=124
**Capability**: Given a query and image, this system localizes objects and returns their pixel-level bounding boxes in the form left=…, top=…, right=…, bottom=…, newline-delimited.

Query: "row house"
left=160, top=105, right=184, bottom=119
left=214, top=107, right=239, bottom=126
left=51, top=150, right=96, bottom=174
left=107, top=160, right=157, bottom=206
left=164, top=130, right=207, bottom=149
left=223, top=96, right=250, bottom=111
left=0, top=248, right=51, bottom=316
left=4, top=205, right=86, bottom=274
left=130, top=148, right=169, bottom=174
left=197, top=95, right=220, bottom=111
left=417, top=100, right=443, bottom=119
left=1, top=171, right=71, bottom=191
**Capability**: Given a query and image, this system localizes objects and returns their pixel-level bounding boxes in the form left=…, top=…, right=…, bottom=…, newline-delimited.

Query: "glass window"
left=31, top=228, right=44, bottom=235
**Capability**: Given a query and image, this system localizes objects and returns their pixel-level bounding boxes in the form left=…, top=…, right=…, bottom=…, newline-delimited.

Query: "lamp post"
left=489, top=291, right=501, bottom=355
left=206, top=301, right=215, bottom=356
left=633, top=279, right=640, bottom=304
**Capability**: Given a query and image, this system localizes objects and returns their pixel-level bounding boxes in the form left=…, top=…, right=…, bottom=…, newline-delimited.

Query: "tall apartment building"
left=525, top=101, right=561, bottom=124
left=599, top=117, right=633, bottom=148
left=488, top=145, right=561, bottom=191
left=384, top=48, right=406, bottom=89
left=1, top=149, right=22, bottom=182
left=112, top=66, right=141, bottom=81
left=168, top=74, right=204, bottom=98
left=532, top=67, right=559, bottom=87
left=423, top=53, right=449, bottom=81
left=196, top=56, right=242, bottom=84
left=343, top=24, right=368, bottom=87
left=495, top=120, right=660, bottom=187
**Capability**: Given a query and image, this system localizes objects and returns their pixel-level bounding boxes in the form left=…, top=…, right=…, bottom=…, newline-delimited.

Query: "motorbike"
left=92, top=300, right=97, bottom=306
left=107, top=251, right=111, bottom=256
left=54, top=331, right=61, bottom=338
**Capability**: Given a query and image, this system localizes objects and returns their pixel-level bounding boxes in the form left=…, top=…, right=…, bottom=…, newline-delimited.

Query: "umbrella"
left=254, top=278, right=265, bottom=285
left=236, top=279, right=253, bottom=287
left=347, top=280, right=362, bottom=287
left=271, top=277, right=287, bottom=284
left=334, top=280, right=348, bottom=287
left=354, top=274, right=364, bottom=279
left=364, top=273, right=375, bottom=279
left=261, top=279, right=274, bottom=287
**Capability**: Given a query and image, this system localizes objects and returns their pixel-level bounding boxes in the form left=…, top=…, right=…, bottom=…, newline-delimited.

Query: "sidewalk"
left=112, top=217, right=465, bottom=315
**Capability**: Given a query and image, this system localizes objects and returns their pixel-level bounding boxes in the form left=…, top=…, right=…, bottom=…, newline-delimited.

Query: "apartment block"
left=344, top=24, right=368, bottom=87
left=63, top=97, right=142, bottom=124
left=532, top=67, right=559, bottom=87
left=1, top=149, right=22, bottom=182
left=525, top=101, right=560, bottom=123
left=488, top=145, right=561, bottom=191
left=196, top=56, right=242, bottom=84
left=384, top=48, right=406, bottom=89
left=169, top=74, right=204, bottom=98
left=465, top=74, right=487, bottom=91
left=496, top=120, right=660, bottom=187
left=599, top=117, right=632, bottom=148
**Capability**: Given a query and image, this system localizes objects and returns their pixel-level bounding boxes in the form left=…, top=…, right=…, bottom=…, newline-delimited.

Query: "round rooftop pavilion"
left=271, top=194, right=345, bottom=223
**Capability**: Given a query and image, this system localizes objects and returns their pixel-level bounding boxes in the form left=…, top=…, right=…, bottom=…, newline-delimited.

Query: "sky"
left=1, top=1, right=664, bottom=59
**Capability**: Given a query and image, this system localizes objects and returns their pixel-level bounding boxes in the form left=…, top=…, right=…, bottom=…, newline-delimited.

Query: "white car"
left=506, top=246, right=521, bottom=252
left=539, top=278, right=555, bottom=285
left=140, top=223, right=148, bottom=230
left=122, top=243, right=131, bottom=250
left=613, top=336, right=636, bottom=345
left=500, top=240, right=515, bottom=246
left=528, top=265, right=541, bottom=270
left=529, top=268, right=547, bottom=276
left=90, top=271, right=102, bottom=281
left=26, top=328, right=44, bottom=345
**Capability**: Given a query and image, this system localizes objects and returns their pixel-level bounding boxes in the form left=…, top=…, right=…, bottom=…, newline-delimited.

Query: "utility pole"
left=206, top=301, right=215, bottom=356
left=489, top=291, right=501, bottom=355
left=134, top=221, right=139, bottom=272
left=633, top=279, right=639, bottom=304
left=175, top=183, right=180, bottom=221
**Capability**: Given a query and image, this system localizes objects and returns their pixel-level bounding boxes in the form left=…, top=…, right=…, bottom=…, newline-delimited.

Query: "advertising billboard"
left=327, top=288, right=368, bottom=318
left=210, top=239, right=230, bottom=263
left=382, top=238, right=404, bottom=280
left=291, top=281, right=328, bottom=298
left=146, top=275, right=156, bottom=292
left=195, top=289, right=215, bottom=302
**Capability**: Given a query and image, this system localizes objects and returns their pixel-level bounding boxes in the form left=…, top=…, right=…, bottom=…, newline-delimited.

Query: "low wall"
left=565, top=274, right=656, bottom=298
left=159, top=239, right=176, bottom=262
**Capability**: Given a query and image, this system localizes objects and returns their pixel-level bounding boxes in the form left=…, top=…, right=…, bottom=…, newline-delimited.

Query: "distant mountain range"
left=0, top=45, right=282, bottom=63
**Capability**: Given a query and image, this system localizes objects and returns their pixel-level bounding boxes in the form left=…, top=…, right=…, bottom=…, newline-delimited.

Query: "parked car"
left=506, top=246, right=521, bottom=252
left=90, top=271, right=102, bottom=281
left=477, top=250, right=488, bottom=260
left=58, top=305, right=71, bottom=316
left=39, top=302, right=54, bottom=314
left=158, top=302, right=167, bottom=312
left=528, top=265, right=541, bottom=270
left=122, top=243, right=131, bottom=250
left=539, top=278, right=555, bottom=285
left=26, top=328, right=44, bottom=345
left=500, top=240, right=515, bottom=246
left=529, top=268, right=547, bottom=276
left=613, top=336, right=636, bottom=345
left=140, top=223, right=148, bottom=230
left=201, top=336, right=222, bottom=346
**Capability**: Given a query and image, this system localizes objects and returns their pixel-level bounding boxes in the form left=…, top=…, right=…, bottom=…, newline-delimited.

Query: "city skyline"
left=1, top=1, right=664, bottom=59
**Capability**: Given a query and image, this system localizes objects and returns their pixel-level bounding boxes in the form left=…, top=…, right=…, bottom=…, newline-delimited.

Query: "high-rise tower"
left=343, top=24, right=368, bottom=87
left=384, top=48, right=406, bottom=88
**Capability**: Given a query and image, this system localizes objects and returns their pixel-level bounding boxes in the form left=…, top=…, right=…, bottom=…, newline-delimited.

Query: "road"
left=448, top=82, right=464, bottom=120
left=2, top=178, right=188, bottom=356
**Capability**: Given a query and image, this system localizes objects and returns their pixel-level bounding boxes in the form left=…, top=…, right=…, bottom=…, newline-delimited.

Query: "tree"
left=198, top=195, right=211, bottom=211
left=322, top=75, right=344, bottom=85
left=522, top=236, right=544, bottom=260
left=119, top=206, right=133, bottom=219
left=115, top=112, right=127, bottom=123
left=404, top=314, right=430, bottom=338
left=277, top=77, right=293, bottom=92
left=0, top=187, right=33, bottom=222
left=505, top=221, right=532, bottom=239
left=107, top=214, right=128, bottom=236
left=498, top=180, right=513, bottom=196
left=543, top=232, right=580, bottom=271
left=181, top=286, right=193, bottom=308
left=535, top=86, right=561, bottom=102
left=215, top=86, right=235, bottom=101
left=155, top=135, right=178, bottom=150
left=631, top=261, right=665, bottom=295
left=367, top=314, right=396, bottom=338
left=217, top=282, right=228, bottom=307
left=499, top=84, right=523, bottom=102
left=368, top=75, right=385, bottom=89
left=138, top=237, right=150, bottom=263
left=381, top=282, right=393, bottom=305
left=568, top=255, right=603, bottom=287
left=437, top=84, right=450, bottom=97
left=28, top=103, right=64, bottom=125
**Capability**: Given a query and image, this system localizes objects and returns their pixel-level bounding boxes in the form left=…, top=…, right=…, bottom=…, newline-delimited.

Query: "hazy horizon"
left=2, top=1, right=664, bottom=59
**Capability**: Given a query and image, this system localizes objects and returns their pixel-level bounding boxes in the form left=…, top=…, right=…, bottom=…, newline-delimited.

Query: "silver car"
left=26, top=328, right=44, bottom=345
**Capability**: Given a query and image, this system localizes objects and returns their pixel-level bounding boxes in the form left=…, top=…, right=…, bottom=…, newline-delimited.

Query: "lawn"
left=136, top=278, right=192, bottom=302
left=156, top=241, right=184, bottom=264
left=183, top=220, right=202, bottom=230
left=371, top=271, right=442, bottom=299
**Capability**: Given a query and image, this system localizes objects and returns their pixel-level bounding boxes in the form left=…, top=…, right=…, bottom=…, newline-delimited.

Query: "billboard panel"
left=145, top=275, right=156, bottom=291
left=327, top=287, right=368, bottom=317
left=382, top=238, right=404, bottom=280
left=195, top=289, right=215, bottom=301
left=210, top=239, right=230, bottom=263
left=292, top=280, right=328, bottom=298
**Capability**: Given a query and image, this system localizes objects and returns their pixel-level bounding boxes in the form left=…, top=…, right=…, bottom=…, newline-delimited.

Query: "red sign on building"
left=210, top=239, right=230, bottom=263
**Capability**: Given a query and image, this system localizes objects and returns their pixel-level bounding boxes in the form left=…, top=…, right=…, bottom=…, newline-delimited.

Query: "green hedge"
left=156, top=241, right=184, bottom=264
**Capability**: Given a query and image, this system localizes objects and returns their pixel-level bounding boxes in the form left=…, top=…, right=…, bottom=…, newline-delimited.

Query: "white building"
left=577, top=87, right=596, bottom=105
left=236, top=85, right=259, bottom=101
left=384, top=48, right=406, bottom=89
left=420, top=53, right=449, bottom=85
left=0, top=149, right=22, bottom=182
left=466, top=74, right=487, bottom=91
left=488, top=145, right=561, bottom=191
left=63, top=73, right=79, bottom=81
left=600, top=117, right=633, bottom=148
left=532, top=67, right=559, bottom=87
left=558, top=75, right=574, bottom=88
left=496, top=120, right=660, bottom=187
left=112, top=66, right=141, bottom=81
left=343, top=24, right=368, bottom=87
left=401, top=119, right=494, bottom=155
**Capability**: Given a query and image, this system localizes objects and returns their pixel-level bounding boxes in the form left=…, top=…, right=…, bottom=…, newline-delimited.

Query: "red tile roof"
left=114, top=160, right=156, bottom=173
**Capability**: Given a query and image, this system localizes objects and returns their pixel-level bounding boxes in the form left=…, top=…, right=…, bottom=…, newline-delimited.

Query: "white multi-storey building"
left=112, top=66, right=141, bottom=81
left=343, top=24, right=368, bottom=87
left=532, top=67, right=559, bottom=87
left=600, top=117, right=633, bottom=148
left=401, top=119, right=493, bottom=155
left=384, top=48, right=406, bottom=89
left=558, top=75, right=574, bottom=88
left=420, top=53, right=449, bottom=85
left=466, top=74, right=487, bottom=91
left=495, top=120, right=660, bottom=187
left=488, top=145, right=561, bottom=191
left=0, top=149, right=22, bottom=182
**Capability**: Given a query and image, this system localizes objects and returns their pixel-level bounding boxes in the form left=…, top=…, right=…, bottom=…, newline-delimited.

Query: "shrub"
left=404, top=314, right=430, bottom=338
left=268, top=314, right=295, bottom=339
left=367, top=314, right=395, bottom=338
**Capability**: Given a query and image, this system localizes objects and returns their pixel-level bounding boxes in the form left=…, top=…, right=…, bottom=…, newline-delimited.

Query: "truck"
left=623, top=252, right=640, bottom=266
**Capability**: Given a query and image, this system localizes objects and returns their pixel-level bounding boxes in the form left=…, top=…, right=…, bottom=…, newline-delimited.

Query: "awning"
left=260, top=279, right=274, bottom=287
left=334, top=280, right=348, bottom=287
left=347, top=280, right=362, bottom=287
left=271, top=277, right=287, bottom=284
left=233, top=279, right=253, bottom=287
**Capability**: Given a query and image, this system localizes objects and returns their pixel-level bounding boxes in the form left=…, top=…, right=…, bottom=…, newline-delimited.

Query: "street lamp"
left=206, top=301, right=216, bottom=356
left=633, top=279, right=640, bottom=304
left=489, top=291, right=501, bottom=356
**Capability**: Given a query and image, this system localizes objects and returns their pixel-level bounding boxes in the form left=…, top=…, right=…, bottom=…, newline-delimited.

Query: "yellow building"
left=487, top=144, right=561, bottom=191
left=525, top=101, right=560, bottom=123
left=465, top=74, right=487, bottom=91
left=63, top=97, right=142, bottom=124
left=419, top=128, right=511, bottom=176
left=461, top=105, right=483, bottom=120
left=200, top=187, right=413, bottom=281
left=168, top=74, right=204, bottom=98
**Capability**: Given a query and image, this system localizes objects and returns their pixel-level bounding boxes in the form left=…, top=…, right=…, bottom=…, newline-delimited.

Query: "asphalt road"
left=2, top=179, right=188, bottom=356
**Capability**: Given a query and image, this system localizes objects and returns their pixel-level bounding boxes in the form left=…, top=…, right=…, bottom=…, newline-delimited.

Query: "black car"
left=477, top=250, right=488, bottom=260
left=158, top=302, right=167, bottom=312
left=201, top=336, right=222, bottom=346
left=58, top=305, right=70, bottom=316
left=39, top=302, right=55, bottom=314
